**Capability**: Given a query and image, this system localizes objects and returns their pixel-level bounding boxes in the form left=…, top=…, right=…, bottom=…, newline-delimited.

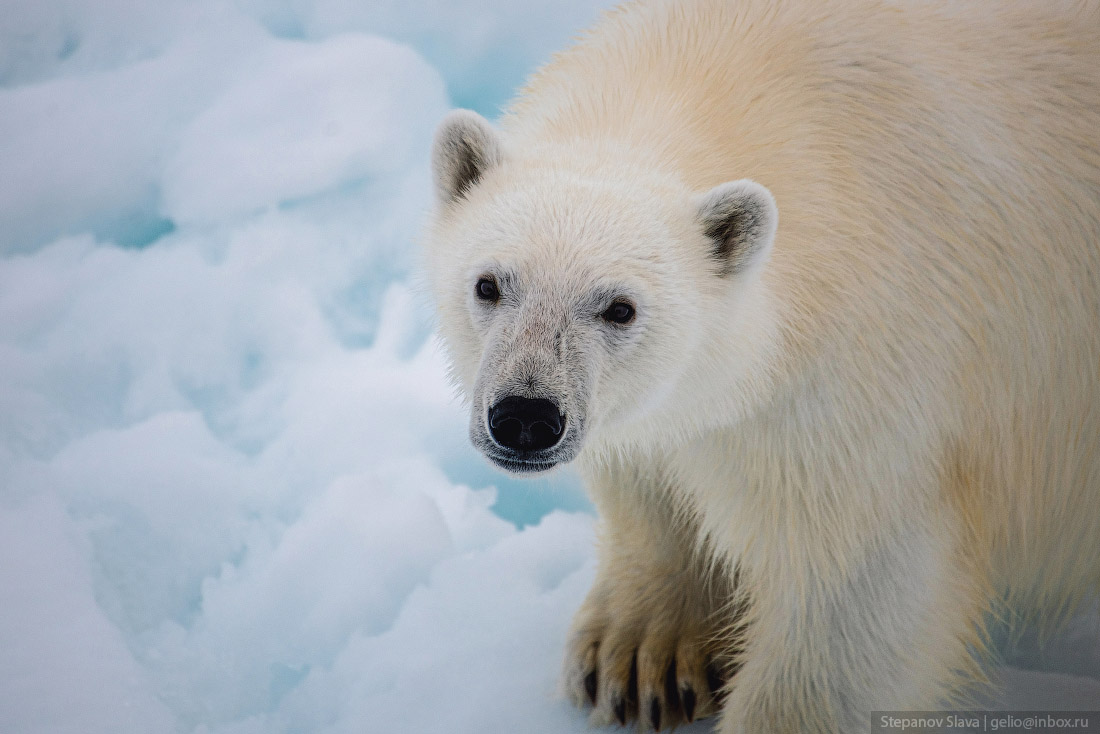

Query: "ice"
left=0, top=7, right=266, bottom=253
left=194, top=510, right=597, bottom=734
left=161, top=33, right=445, bottom=224
left=233, top=0, right=616, bottom=114
left=0, top=0, right=194, bottom=85
left=985, top=669, right=1100, bottom=710
left=0, top=1, right=1095, bottom=733
left=0, top=494, right=178, bottom=734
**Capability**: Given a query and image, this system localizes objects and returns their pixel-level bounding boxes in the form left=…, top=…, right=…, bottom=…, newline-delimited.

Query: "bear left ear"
left=695, top=179, right=778, bottom=276
left=431, top=109, right=503, bottom=207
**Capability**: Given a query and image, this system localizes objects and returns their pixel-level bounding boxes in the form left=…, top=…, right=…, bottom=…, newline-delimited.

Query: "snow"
left=161, top=33, right=444, bottom=224
left=0, top=2, right=1095, bottom=733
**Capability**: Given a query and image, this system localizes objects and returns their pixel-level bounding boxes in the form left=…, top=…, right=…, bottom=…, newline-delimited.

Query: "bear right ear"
left=431, top=109, right=503, bottom=206
left=695, top=179, right=778, bottom=276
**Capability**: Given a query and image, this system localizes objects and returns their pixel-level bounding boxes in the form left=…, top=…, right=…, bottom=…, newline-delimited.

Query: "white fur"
left=422, top=1, right=1100, bottom=731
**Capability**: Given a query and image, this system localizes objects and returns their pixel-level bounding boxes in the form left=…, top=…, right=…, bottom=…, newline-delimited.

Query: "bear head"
left=423, top=110, right=778, bottom=474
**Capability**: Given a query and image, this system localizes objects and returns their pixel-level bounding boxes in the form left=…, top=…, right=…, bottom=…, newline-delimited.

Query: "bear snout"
left=487, top=396, right=565, bottom=452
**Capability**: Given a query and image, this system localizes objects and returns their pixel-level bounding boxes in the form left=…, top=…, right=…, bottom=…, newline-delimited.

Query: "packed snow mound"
left=0, top=1, right=1095, bottom=733
left=161, top=33, right=445, bottom=223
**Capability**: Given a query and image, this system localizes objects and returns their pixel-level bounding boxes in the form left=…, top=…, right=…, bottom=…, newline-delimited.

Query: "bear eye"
left=601, top=300, right=635, bottom=325
left=475, top=276, right=500, bottom=302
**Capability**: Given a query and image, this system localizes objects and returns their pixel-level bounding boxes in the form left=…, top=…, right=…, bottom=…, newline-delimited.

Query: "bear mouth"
left=483, top=450, right=561, bottom=475
left=469, top=406, right=584, bottom=476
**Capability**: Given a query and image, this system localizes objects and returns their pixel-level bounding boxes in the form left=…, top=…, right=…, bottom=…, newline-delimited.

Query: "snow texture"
left=0, top=2, right=1096, bottom=733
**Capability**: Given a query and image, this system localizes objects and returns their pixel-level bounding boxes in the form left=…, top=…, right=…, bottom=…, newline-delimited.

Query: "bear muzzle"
left=479, top=395, right=577, bottom=473
left=488, top=396, right=565, bottom=452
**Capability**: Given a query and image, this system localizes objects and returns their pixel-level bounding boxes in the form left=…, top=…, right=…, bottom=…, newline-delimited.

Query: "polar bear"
left=421, top=0, right=1100, bottom=731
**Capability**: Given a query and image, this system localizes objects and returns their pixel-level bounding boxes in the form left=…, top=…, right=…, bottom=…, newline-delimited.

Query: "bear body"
left=423, top=1, right=1100, bottom=731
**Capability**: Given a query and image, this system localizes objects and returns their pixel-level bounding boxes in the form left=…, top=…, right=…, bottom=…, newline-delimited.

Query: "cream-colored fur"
left=422, top=1, right=1100, bottom=731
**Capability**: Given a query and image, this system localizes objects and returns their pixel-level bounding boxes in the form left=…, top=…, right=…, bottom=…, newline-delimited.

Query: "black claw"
left=614, top=696, right=626, bottom=725
left=681, top=686, right=696, bottom=723
left=584, top=670, right=597, bottom=705
left=649, top=697, right=661, bottom=731
left=706, top=662, right=725, bottom=698
left=663, top=659, right=680, bottom=712
left=627, top=654, right=639, bottom=706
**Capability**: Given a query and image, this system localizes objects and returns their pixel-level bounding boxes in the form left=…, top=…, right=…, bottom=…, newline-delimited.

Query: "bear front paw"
left=563, top=589, right=733, bottom=730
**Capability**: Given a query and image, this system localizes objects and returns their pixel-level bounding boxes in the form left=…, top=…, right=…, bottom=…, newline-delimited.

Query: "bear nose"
left=488, top=396, right=565, bottom=452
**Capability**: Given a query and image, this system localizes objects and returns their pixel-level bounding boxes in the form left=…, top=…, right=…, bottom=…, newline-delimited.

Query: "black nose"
left=488, top=396, right=565, bottom=452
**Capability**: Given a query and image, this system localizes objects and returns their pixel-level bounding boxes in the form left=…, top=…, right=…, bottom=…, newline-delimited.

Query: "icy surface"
left=0, top=2, right=1096, bottom=733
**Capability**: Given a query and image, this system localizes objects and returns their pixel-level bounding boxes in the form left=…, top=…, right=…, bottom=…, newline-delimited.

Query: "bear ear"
left=431, top=109, right=503, bottom=207
left=695, top=179, right=778, bottom=276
